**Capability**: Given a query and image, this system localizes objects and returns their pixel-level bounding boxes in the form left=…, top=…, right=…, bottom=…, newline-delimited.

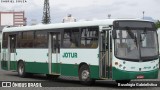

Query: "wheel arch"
left=78, top=62, right=89, bottom=73
left=17, top=59, right=24, bottom=69
left=17, top=59, right=24, bottom=65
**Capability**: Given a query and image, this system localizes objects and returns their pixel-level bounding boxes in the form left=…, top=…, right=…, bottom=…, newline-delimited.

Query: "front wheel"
left=79, top=64, right=95, bottom=85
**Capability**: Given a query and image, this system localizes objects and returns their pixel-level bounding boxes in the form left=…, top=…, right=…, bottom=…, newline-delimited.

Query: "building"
left=62, top=14, right=76, bottom=23
left=0, top=26, right=4, bottom=60
left=0, top=11, right=27, bottom=27
left=0, top=26, right=4, bottom=41
left=31, top=19, right=37, bottom=25
left=0, top=11, right=27, bottom=57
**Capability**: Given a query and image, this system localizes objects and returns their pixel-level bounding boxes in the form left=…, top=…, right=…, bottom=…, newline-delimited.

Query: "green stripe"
left=1, top=60, right=17, bottom=70
left=55, top=64, right=99, bottom=79
left=2, top=60, right=159, bottom=80
left=112, top=67, right=159, bottom=80
left=1, top=61, right=100, bottom=79
left=1, top=61, right=8, bottom=70
left=90, top=65, right=99, bottom=79
left=25, top=62, right=49, bottom=74
left=10, top=61, right=17, bottom=70
left=60, top=63, right=78, bottom=76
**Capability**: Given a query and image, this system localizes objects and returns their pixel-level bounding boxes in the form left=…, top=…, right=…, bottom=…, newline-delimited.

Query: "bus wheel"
left=18, top=61, right=26, bottom=78
left=79, top=64, right=95, bottom=85
left=116, top=80, right=130, bottom=84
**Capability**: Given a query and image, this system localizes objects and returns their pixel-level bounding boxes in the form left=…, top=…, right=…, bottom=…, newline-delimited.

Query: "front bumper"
left=112, top=67, right=159, bottom=80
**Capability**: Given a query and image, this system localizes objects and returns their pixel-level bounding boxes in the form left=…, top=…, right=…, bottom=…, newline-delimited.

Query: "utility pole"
left=142, top=11, right=145, bottom=19
left=108, top=14, right=111, bottom=19
left=42, top=0, right=51, bottom=24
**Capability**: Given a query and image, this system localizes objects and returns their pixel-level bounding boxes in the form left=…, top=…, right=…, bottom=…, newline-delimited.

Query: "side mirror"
left=112, top=30, right=116, bottom=39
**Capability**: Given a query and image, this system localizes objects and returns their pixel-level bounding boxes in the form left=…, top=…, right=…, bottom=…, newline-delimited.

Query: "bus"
left=157, top=28, right=160, bottom=67
left=1, top=19, right=159, bottom=85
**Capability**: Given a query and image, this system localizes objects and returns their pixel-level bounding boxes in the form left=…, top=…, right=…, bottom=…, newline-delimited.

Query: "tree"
left=155, top=20, right=160, bottom=28
left=42, top=0, right=51, bottom=24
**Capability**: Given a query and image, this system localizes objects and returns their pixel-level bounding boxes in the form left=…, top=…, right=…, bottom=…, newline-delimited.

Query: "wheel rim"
left=81, top=70, right=89, bottom=80
left=19, top=64, right=24, bottom=75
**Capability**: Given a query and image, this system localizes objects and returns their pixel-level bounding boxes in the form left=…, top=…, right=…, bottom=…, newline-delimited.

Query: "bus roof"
left=2, top=19, right=152, bottom=32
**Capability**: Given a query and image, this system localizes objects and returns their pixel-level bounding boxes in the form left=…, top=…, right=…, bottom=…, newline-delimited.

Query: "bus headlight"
left=123, top=66, right=126, bottom=70
left=153, top=66, right=155, bottom=69
left=156, top=63, right=159, bottom=67
left=119, top=64, right=122, bottom=67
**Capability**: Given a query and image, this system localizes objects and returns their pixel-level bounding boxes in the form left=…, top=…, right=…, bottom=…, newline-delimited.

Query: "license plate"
left=137, top=75, right=144, bottom=79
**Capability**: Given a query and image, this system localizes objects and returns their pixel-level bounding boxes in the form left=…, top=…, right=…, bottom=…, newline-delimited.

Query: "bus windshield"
left=114, top=29, right=158, bottom=61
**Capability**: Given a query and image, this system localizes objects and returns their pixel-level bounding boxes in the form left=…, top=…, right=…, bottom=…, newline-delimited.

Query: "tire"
left=116, top=80, right=130, bottom=84
left=17, top=61, right=26, bottom=78
left=79, top=64, right=95, bottom=85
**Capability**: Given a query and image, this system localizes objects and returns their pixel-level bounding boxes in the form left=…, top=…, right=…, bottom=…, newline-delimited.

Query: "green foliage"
left=42, top=0, right=51, bottom=24
left=155, top=20, right=160, bottom=28
left=42, top=11, right=51, bottom=24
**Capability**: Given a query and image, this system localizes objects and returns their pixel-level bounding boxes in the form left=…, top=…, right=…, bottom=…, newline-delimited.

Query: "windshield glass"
left=140, top=30, right=158, bottom=58
left=114, top=29, right=158, bottom=61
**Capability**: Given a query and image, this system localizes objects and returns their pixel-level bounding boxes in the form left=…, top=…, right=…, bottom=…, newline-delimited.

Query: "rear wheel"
left=18, top=61, right=26, bottom=78
left=79, top=64, right=95, bottom=85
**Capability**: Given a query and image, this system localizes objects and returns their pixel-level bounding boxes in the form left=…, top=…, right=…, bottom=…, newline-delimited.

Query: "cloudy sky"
left=0, top=0, right=160, bottom=25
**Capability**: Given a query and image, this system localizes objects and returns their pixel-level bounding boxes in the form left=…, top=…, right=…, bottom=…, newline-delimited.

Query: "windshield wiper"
left=126, top=27, right=138, bottom=47
left=140, top=28, right=147, bottom=42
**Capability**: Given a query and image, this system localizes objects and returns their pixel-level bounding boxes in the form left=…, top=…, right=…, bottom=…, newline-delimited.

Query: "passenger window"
left=80, top=27, right=98, bottom=48
left=34, top=31, right=48, bottom=48
left=17, top=31, right=34, bottom=48
left=63, top=28, right=79, bottom=48
left=2, top=32, right=8, bottom=48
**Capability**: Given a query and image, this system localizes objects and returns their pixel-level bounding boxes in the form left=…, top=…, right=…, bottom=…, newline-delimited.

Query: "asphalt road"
left=0, top=64, right=160, bottom=90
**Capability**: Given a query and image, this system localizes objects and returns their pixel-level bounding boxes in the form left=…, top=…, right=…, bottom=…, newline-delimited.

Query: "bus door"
left=99, top=30, right=112, bottom=78
left=8, top=35, right=16, bottom=70
left=48, top=32, right=61, bottom=74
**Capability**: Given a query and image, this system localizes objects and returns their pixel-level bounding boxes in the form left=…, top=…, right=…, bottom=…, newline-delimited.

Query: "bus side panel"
left=10, top=61, right=17, bottom=70
left=60, top=49, right=100, bottom=79
left=16, top=49, right=49, bottom=74
left=1, top=60, right=8, bottom=70
left=59, top=64, right=99, bottom=79
left=60, top=63, right=78, bottom=76
left=25, top=62, right=49, bottom=74
left=90, top=65, right=99, bottom=79
left=1, top=49, right=8, bottom=70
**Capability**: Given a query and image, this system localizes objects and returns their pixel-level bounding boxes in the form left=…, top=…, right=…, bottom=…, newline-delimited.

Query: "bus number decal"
left=62, top=52, right=77, bottom=58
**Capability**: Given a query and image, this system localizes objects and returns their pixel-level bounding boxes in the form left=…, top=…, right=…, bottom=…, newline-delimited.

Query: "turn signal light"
left=115, top=62, right=118, bottom=65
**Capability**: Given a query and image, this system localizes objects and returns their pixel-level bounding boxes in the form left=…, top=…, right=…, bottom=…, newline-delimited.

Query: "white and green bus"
left=1, top=19, right=159, bottom=84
